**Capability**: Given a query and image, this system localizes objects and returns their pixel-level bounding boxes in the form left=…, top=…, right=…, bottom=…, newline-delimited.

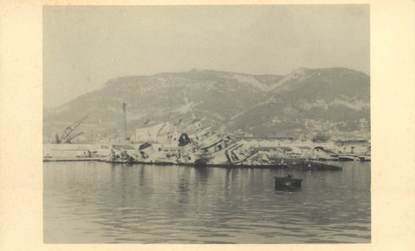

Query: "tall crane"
left=54, top=115, right=89, bottom=144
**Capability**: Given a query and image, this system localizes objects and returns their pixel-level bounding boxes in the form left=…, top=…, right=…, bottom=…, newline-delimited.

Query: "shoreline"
left=43, top=158, right=344, bottom=171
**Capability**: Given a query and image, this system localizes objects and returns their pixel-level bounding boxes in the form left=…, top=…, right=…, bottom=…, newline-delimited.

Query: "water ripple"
left=44, top=161, right=371, bottom=243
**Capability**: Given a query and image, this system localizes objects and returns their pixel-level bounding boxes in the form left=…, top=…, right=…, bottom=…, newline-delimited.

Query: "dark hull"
left=275, top=177, right=303, bottom=191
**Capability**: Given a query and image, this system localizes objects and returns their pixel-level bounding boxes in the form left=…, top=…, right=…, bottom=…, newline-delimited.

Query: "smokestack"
left=122, top=102, right=127, bottom=141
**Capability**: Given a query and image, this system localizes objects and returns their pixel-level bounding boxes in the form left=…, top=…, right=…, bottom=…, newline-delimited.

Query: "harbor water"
left=44, top=161, right=370, bottom=243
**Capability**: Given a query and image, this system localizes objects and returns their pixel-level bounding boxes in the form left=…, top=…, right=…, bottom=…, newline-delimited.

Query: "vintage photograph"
left=43, top=5, right=370, bottom=243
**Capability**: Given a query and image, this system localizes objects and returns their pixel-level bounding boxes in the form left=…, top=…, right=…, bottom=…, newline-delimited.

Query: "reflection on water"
left=44, top=162, right=370, bottom=243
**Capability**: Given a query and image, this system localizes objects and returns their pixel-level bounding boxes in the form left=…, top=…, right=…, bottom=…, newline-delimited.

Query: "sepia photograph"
left=42, top=5, right=370, bottom=243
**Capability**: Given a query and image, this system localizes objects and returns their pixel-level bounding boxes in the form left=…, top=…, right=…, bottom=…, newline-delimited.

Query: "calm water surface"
left=44, top=162, right=370, bottom=243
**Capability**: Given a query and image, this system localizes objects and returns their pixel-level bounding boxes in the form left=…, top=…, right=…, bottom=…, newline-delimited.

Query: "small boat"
left=358, top=155, right=371, bottom=161
left=275, top=175, right=302, bottom=191
left=337, top=154, right=359, bottom=161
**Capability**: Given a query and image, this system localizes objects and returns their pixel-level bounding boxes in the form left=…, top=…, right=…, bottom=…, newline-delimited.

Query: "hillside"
left=228, top=67, right=370, bottom=137
left=44, top=68, right=370, bottom=142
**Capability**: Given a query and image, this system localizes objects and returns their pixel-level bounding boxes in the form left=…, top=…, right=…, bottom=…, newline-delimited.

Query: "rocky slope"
left=44, top=68, right=370, bottom=142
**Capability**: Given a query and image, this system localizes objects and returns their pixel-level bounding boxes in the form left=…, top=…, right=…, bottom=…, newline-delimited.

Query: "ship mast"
left=122, top=102, right=128, bottom=141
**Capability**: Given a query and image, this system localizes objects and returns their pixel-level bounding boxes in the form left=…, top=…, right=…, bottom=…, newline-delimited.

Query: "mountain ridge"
left=44, top=67, right=370, bottom=142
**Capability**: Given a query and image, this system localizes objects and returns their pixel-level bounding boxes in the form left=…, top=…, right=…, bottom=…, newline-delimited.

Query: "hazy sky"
left=44, top=5, right=369, bottom=108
